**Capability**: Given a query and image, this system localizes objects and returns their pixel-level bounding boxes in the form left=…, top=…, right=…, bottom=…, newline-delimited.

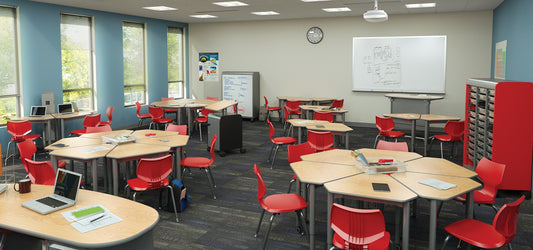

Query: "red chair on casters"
left=429, top=120, right=465, bottom=158
left=125, top=154, right=179, bottom=222
left=253, top=164, right=308, bottom=249
left=4, top=120, right=41, bottom=167
left=70, top=114, right=101, bottom=136
left=330, top=203, right=391, bottom=250
left=267, top=120, right=297, bottom=169
left=264, top=96, right=281, bottom=123
left=148, top=106, right=173, bottom=130
left=442, top=195, right=525, bottom=249
left=97, top=106, right=114, bottom=126
left=135, top=101, right=151, bottom=128
left=373, top=116, right=405, bottom=148
left=180, top=134, right=218, bottom=199
left=287, top=142, right=315, bottom=193
left=307, top=130, right=335, bottom=152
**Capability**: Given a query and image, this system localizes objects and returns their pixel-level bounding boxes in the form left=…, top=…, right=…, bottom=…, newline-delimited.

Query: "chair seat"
left=267, top=106, right=281, bottom=111
left=260, top=193, right=307, bottom=213
left=272, top=137, right=297, bottom=145
left=195, top=117, right=208, bottom=123
left=444, top=218, right=506, bottom=249
left=138, top=113, right=151, bottom=119
left=181, top=157, right=211, bottom=168
left=12, top=134, right=41, bottom=142
left=98, top=121, right=111, bottom=126
left=454, top=189, right=496, bottom=204
left=379, top=131, right=405, bottom=138
left=58, top=160, right=67, bottom=168
left=153, top=117, right=173, bottom=123
left=70, top=128, right=87, bottom=135
left=333, top=231, right=390, bottom=250
left=434, top=134, right=462, bottom=142
left=127, top=178, right=170, bottom=191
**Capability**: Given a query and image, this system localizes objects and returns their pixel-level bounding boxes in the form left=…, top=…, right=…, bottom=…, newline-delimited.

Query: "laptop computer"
left=22, top=168, right=82, bottom=215
left=29, top=106, right=47, bottom=117
left=58, top=103, right=74, bottom=114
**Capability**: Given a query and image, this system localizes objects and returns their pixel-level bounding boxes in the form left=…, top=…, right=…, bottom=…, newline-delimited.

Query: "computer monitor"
left=57, top=103, right=74, bottom=114
left=30, top=106, right=47, bottom=117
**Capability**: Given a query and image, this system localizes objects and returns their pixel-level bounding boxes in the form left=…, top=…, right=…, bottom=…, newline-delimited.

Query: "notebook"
left=57, top=103, right=74, bottom=114
left=29, top=106, right=47, bottom=117
left=22, top=169, right=82, bottom=214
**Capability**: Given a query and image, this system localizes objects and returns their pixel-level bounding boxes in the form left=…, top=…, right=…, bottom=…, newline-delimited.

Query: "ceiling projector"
left=364, top=0, right=388, bottom=22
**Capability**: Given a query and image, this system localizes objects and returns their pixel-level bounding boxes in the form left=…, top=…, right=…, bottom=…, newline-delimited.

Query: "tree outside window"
left=123, top=21, right=146, bottom=106
left=0, top=6, right=19, bottom=125
left=167, top=27, right=184, bottom=99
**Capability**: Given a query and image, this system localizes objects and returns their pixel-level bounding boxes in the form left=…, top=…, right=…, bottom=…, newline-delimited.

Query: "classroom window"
left=167, top=26, right=184, bottom=99
left=0, top=6, right=19, bottom=125
left=123, top=21, right=146, bottom=106
left=60, top=14, right=95, bottom=110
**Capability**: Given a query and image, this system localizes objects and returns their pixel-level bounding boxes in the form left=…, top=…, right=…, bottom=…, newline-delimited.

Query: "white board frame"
left=352, top=35, right=447, bottom=94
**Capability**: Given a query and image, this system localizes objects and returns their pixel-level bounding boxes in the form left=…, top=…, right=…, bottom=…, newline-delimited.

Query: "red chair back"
left=206, top=134, right=218, bottom=165
left=376, top=116, right=395, bottom=134
left=376, top=140, right=409, bottom=152
left=7, top=120, right=33, bottom=140
left=135, top=101, right=144, bottom=117
left=267, top=120, right=278, bottom=143
left=493, top=195, right=525, bottom=245
left=206, top=96, right=219, bottom=101
left=149, top=106, right=165, bottom=119
left=476, top=157, right=506, bottom=201
left=17, top=139, right=37, bottom=173
left=283, top=106, right=290, bottom=123
left=287, top=142, right=314, bottom=163
left=233, top=101, right=238, bottom=114
left=444, top=120, right=465, bottom=141
left=286, top=100, right=300, bottom=111
left=136, top=154, right=173, bottom=189
left=166, top=124, right=187, bottom=135
left=330, top=203, right=388, bottom=247
left=106, top=106, right=114, bottom=124
left=307, top=130, right=334, bottom=152
left=86, top=125, right=112, bottom=133
left=200, top=107, right=213, bottom=117
left=83, top=114, right=101, bottom=128
left=314, top=111, right=334, bottom=123
left=331, top=99, right=344, bottom=108
left=263, top=96, right=270, bottom=109
left=24, top=158, right=56, bottom=185
left=254, top=164, right=267, bottom=202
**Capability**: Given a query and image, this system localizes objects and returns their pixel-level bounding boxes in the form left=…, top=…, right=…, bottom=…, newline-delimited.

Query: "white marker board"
left=352, top=36, right=446, bottom=93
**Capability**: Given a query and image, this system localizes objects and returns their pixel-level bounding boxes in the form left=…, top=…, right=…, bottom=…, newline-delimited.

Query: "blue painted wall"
left=492, top=0, right=533, bottom=81
left=0, top=0, right=188, bottom=152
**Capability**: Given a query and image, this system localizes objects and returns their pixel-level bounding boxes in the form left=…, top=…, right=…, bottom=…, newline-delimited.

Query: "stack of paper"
left=418, top=178, right=457, bottom=190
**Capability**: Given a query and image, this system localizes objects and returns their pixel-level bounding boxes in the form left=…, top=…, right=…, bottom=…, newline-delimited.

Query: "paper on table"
left=294, top=120, right=313, bottom=124
left=62, top=205, right=109, bottom=222
left=71, top=212, right=122, bottom=233
left=418, top=178, right=457, bottom=190
left=79, top=146, right=109, bottom=153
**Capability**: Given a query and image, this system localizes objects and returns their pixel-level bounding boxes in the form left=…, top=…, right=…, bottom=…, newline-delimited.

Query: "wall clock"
left=306, top=26, right=323, bottom=44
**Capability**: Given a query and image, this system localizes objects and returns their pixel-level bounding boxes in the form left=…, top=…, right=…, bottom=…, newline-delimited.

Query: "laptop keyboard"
left=37, top=197, right=67, bottom=208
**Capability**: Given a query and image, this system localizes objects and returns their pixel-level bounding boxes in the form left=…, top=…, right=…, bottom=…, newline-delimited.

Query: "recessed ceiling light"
left=301, top=0, right=331, bottom=2
left=213, top=1, right=249, bottom=7
left=251, top=11, right=280, bottom=16
left=190, top=14, right=218, bottom=19
left=322, top=7, right=351, bottom=12
left=142, top=6, right=177, bottom=11
left=405, top=3, right=436, bottom=9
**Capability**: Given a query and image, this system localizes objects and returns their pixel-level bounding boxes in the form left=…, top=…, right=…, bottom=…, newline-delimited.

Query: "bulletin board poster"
left=199, top=53, right=219, bottom=82
left=494, top=40, right=507, bottom=79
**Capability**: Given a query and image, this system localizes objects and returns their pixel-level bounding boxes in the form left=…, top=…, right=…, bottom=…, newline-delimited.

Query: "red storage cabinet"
left=463, top=78, right=533, bottom=197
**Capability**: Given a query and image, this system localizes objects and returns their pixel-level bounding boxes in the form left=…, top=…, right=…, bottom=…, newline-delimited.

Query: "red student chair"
left=70, top=114, right=101, bottom=136
left=17, top=139, right=66, bottom=179
left=330, top=203, right=391, bottom=250
left=267, top=119, right=297, bottom=169
left=180, top=134, right=218, bottom=199
left=148, top=106, right=173, bottom=130
left=314, top=111, right=334, bottom=123
left=442, top=195, right=525, bottom=250
left=253, top=164, right=308, bottom=249
left=331, top=99, right=344, bottom=108
left=23, top=159, right=57, bottom=185
left=285, top=100, right=302, bottom=120
left=161, top=97, right=177, bottom=118
left=125, top=154, right=179, bottom=222
left=429, top=120, right=465, bottom=158
left=166, top=124, right=188, bottom=158
left=97, top=106, right=114, bottom=126
left=376, top=140, right=409, bottom=152
left=307, top=130, right=335, bottom=152
left=86, top=125, right=112, bottom=133
left=194, top=107, right=213, bottom=141
left=135, top=101, right=151, bottom=128
left=264, top=96, right=281, bottom=123
left=4, top=120, right=41, bottom=167
left=373, top=116, right=405, bottom=148
left=287, top=142, right=315, bottom=193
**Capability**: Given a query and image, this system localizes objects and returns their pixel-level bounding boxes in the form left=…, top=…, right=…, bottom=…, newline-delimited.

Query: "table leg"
left=466, top=191, right=474, bottom=218
left=297, top=127, right=302, bottom=144
left=424, top=120, right=430, bottom=156
left=410, top=120, right=416, bottom=152
left=46, top=120, right=52, bottom=145
left=61, top=119, right=65, bottom=139
left=91, top=159, right=98, bottom=192
left=174, top=147, right=182, bottom=181
left=345, top=132, right=349, bottom=149
left=112, top=159, right=119, bottom=196
left=403, top=201, right=410, bottom=250
left=50, top=155, right=58, bottom=171
left=429, top=199, right=437, bottom=250
left=326, top=192, right=333, bottom=249
left=309, top=184, right=315, bottom=250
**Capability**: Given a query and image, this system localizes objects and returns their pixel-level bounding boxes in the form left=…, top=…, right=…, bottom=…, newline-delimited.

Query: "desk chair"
left=374, top=116, right=405, bottom=148
left=23, top=159, right=57, bottom=185
left=313, top=111, right=333, bottom=123
left=264, top=96, right=281, bottom=123
left=98, top=106, right=114, bottom=126
left=285, top=100, right=302, bottom=120
left=330, top=203, right=391, bottom=250
left=429, top=120, right=465, bottom=158
left=125, top=154, right=179, bottom=222
left=206, top=96, right=219, bottom=101
left=253, top=164, right=308, bottom=249
left=267, top=120, right=297, bottom=169
left=287, top=142, right=315, bottom=193
left=166, top=124, right=187, bottom=159
left=194, top=107, right=214, bottom=141
left=148, top=106, right=173, bottom=130
left=331, top=99, right=344, bottom=108
left=4, top=120, right=41, bottom=169
left=17, top=139, right=66, bottom=180
left=442, top=195, right=525, bottom=250
left=135, top=102, right=151, bottom=128
left=70, top=114, right=101, bottom=136
left=161, top=97, right=177, bottom=118
left=86, top=125, right=112, bottom=133
left=307, top=130, right=334, bottom=152
left=376, top=140, right=409, bottom=152
left=180, top=134, right=218, bottom=199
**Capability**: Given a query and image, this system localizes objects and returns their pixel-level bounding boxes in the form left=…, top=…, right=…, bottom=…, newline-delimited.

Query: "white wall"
left=189, top=11, right=493, bottom=124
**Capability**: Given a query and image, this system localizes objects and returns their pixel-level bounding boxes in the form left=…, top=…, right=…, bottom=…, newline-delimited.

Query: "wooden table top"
left=358, top=148, right=423, bottom=162
left=205, top=100, right=237, bottom=112
left=52, top=111, right=95, bottom=119
left=299, top=105, right=348, bottom=113
left=136, top=134, right=189, bottom=148
left=391, top=172, right=481, bottom=200
left=45, top=137, right=103, bottom=151
left=277, top=96, right=314, bottom=101
left=80, top=130, right=133, bottom=138
left=0, top=184, right=158, bottom=248
left=9, top=114, right=56, bottom=121
left=419, top=114, right=461, bottom=121
left=384, top=93, right=444, bottom=100
left=49, top=144, right=115, bottom=160
left=105, top=143, right=170, bottom=159
left=306, top=122, right=353, bottom=132
left=288, top=119, right=329, bottom=128
left=383, top=113, right=421, bottom=120
left=290, top=161, right=362, bottom=185
left=405, top=157, right=477, bottom=178
left=324, top=174, right=418, bottom=203
left=131, top=129, right=182, bottom=137
left=301, top=149, right=422, bottom=166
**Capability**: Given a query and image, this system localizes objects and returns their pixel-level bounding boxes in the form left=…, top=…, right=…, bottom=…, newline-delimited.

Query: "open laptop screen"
left=30, top=106, right=47, bottom=116
left=58, top=103, right=74, bottom=114
left=54, top=169, right=81, bottom=201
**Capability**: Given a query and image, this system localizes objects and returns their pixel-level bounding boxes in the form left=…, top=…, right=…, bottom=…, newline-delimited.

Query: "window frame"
left=122, top=21, right=147, bottom=107
left=0, top=5, right=21, bottom=126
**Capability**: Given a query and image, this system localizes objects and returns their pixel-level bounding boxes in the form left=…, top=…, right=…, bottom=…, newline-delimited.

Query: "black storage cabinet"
left=207, top=113, right=245, bottom=155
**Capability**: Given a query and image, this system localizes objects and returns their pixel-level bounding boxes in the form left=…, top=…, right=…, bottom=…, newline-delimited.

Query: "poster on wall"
left=494, top=40, right=507, bottom=79
left=199, top=52, right=219, bottom=82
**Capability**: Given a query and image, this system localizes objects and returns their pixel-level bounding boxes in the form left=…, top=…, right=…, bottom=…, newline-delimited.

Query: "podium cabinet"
left=207, top=114, right=245, bottom=156
left=463, top=78, right=533, bottom=197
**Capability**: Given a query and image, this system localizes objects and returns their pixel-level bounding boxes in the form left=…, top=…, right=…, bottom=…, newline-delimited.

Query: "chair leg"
left=296, top=210, right=309, bottom=236
left=440, top=142, right=444, bottom=158
left=287, top=178, right=295, bottom=193
left=254, top=209, right=266, bottom=238
left=205, top=167, right=217, bottom=199
left=262, top=214, right=277, bottom=250
left=373, top=135, right=380, bottom=148
left=267, top=144, right=276, bottom=163
left=199, top=123, right=203, bottom=142
left=166, top=186, right=180, bottom=222
left=277, top=110, right=282, bottom=123
left=270, top=145, right=280, bottom=169
left=265, top=111, right=270, bottom=124
left=441, top=235, right=451, bottom=250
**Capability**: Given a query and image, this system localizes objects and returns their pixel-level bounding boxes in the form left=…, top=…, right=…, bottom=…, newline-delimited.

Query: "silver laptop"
left=29, top=106, right=47, bottom=117
left=22, top=169, right=82, bottom=214
left=58, top=103, right=74, bottom=114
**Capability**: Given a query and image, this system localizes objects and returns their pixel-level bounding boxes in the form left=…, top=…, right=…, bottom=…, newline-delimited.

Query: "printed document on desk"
left=418, top=178, right=457, bottom=190
left=63, top=205, right=122, bottom=233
